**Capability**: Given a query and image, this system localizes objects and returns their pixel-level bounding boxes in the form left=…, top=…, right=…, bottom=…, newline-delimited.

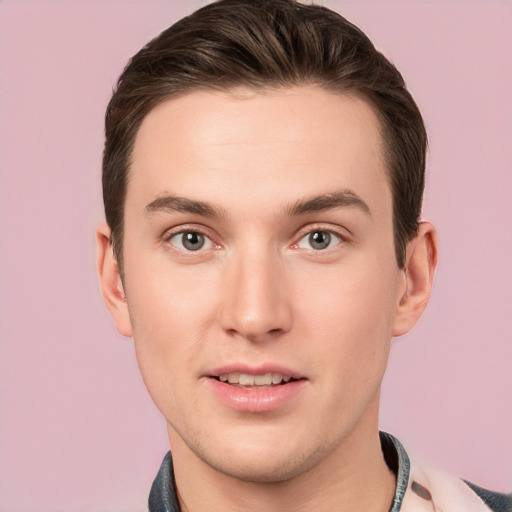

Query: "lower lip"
left=206, top=378, right=307, bottom=413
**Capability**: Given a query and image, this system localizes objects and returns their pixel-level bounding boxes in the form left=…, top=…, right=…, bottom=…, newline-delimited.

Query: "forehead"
left=128, top=86, right=390, bottom=218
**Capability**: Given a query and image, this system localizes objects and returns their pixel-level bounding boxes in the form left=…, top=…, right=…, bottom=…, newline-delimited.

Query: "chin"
left=189, top=432, right=334, bottom=484
left=209, top=453, right=314, bottom=483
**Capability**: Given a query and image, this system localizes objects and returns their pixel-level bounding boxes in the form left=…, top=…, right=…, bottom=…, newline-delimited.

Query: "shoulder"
left=464, top=481, right=512, bottom=512
left=380, top=433, right=512, bottom=512
left=403, top=459, right=511, bottom=512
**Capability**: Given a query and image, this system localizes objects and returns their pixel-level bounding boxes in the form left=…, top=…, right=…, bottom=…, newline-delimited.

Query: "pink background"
left=1, top=1, right=511, bottom=510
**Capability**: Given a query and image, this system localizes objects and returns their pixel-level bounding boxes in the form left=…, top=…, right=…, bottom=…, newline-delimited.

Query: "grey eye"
left=181, top=232, right=205, bottom=251
left=308, top=231, right=331, bottom=250
left=169, top=231, right=212, bottom=251
left=296, top=230, right=342, bottom=251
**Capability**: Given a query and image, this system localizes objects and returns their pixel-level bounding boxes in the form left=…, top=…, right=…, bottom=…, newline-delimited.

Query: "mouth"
left=213, top=372, right=298, bottom=389
left=206, top=367, right=307, bottom=412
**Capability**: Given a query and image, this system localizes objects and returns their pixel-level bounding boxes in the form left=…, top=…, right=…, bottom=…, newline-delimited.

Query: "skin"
left=97, top=86, right=437, bottom=512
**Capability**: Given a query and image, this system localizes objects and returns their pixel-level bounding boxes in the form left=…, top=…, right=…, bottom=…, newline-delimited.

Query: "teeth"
left=217, top=372, right=293, bottom=386
left=227, top=373, right=240, bottom=384
left=239, top=374, right=255, bottom=386
left=254, top=373, right=272, bottom=385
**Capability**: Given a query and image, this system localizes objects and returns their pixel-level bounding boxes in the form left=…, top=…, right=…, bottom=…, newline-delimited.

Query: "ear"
left=392, top=221, right=438, bottom=337
left=95, top=223, right=133, bottom=337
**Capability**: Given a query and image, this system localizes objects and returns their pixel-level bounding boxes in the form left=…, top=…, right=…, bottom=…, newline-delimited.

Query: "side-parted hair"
left=103, top=0, right=427, bottom=269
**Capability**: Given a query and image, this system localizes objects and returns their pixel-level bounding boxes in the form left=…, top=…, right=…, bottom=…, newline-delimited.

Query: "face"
left=117, top=87, right=408, bottom=481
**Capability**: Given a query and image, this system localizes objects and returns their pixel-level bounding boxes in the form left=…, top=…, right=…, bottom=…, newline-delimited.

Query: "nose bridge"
left=219, top=240, right=292, bottom=341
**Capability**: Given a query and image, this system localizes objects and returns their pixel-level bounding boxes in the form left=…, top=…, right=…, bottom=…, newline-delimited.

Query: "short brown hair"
left=103, top=0, right=427, bottom=269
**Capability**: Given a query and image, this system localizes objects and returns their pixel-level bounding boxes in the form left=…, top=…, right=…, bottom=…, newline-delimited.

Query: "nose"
left=218, top=246, right=293, bottom=343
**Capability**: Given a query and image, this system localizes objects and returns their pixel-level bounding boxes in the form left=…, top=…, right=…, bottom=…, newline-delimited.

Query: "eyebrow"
left=144, top=188, right=370, bottom=219
left=284, top=189, right=371, bottom=217
left=145, top=195, right=223, bottom=218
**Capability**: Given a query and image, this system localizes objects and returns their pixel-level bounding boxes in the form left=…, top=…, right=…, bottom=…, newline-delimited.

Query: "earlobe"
left=392, top=221, right=438, bottom=337
left=95, top=223, right=133, bottom=337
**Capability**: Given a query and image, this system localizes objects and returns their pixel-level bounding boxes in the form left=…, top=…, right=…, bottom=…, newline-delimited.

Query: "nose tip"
left=225, top=313, right=286, bottom=343
left=218, top=254, right=292, bottom=342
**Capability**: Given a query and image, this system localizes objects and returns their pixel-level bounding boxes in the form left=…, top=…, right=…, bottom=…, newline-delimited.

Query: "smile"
left=217, top=372, right=294, bottom=387
left=206, top=367, right=307, bottom=413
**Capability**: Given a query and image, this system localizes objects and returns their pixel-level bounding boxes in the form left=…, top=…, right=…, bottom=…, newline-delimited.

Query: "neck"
left=169, top=398, right=396, bottom=512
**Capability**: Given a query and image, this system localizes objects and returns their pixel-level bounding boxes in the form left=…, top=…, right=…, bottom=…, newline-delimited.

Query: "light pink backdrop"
left=1, top=1, right=510, bottom=510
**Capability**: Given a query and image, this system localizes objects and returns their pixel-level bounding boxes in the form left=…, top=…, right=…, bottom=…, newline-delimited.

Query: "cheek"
left=123, top=256, right=220, bottom=406
left=294, top=257, right=400, bottom=380
left=295, top=253, right=399, bottom=332
left=125, top=245, right=219, bottom=330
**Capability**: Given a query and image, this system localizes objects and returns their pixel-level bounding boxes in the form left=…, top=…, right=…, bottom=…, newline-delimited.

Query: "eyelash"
left=164, top=225, right=218, bottom=254
left=163, top=225, right=349, bottom=254
left=292, top=225, right=349, bottom=252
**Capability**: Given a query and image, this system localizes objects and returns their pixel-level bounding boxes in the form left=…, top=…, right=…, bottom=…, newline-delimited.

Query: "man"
left=96, top=1, right=511, bottom=510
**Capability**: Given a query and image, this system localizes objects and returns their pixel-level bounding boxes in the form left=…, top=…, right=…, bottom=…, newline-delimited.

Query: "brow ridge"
left=144, top=189, right=370, bottom=220
left=144, top=195, right=221, bottom=218
left=284, top=189, right=371, bottom=217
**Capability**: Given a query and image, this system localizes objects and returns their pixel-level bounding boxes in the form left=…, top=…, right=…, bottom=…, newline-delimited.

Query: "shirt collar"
left=380, top=431, right=410, bottom=512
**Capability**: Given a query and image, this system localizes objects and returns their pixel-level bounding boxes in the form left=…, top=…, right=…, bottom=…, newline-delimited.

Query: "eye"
left=168, top=231, right=214, bottom=252
left=296, top=230, right=343, bottom=250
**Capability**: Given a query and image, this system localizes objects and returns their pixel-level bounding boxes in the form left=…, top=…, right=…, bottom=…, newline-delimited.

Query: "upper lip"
left=205, top=363, right=305, bottom=380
